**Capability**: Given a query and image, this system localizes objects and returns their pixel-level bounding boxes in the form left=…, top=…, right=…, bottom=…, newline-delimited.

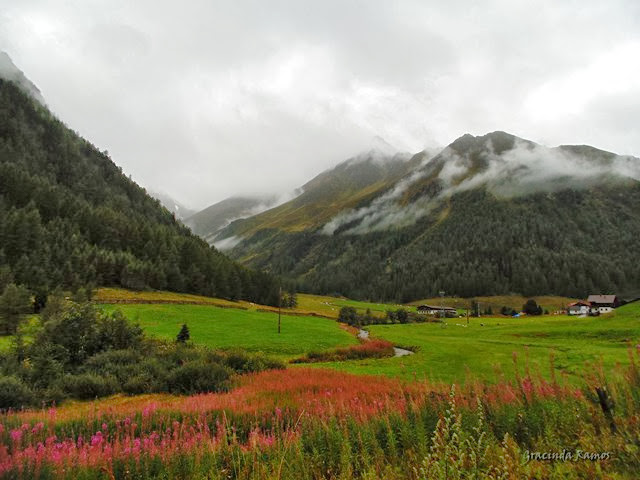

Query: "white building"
left=587, top=295, right=620, bottom=314
left=567, top=301, right=591, bottom=316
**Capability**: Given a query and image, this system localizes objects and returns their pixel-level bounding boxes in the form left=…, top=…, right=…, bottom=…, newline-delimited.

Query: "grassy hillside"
left=409, top=295, right=578, bottom=312
left=98, top=303, right=357, bottom=360
left=94, top=288, right=409, bottom=319
left=94, top=288, right=577, bottom=319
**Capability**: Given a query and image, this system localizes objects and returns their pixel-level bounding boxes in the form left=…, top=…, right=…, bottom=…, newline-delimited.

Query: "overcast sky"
left=2, top=0, right=639, bottom=209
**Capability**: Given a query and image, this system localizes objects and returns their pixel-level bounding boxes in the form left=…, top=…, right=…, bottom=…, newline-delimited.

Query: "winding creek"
left=357, top=329, right=414, bottom=357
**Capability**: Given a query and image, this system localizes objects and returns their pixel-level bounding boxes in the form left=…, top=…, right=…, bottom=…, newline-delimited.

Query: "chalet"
left=587, top=295, right=620, bottom=314
left=567, top=301, right=591, bottom=316
left=417, top=304, right=457, bottom=317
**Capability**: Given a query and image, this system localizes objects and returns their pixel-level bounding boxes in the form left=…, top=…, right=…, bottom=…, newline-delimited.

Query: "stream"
left=358, top=329, right=414, bottom=357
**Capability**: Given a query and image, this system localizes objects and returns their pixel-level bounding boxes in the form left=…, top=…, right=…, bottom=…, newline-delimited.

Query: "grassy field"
left=318, top=302, right=640, bottom=383
left=95, top=287, right=574, bottom=319
left=98, top=303, right=357, bottom=360
left=409, top=294, right=578, bottom=312
left=296, top=293, right=409, bottom=318
left=95, top=288, right=413, bottom=319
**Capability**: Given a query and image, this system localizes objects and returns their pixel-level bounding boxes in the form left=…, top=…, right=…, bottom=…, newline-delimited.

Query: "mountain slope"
left=0, top=77, right=278, bottom=305
left=222, top=132, right=640, bottom=301
left=0, top=52, right=45, bottom=105
left=185, top=195, right=279, bottom=244
left=150, top=190, right=197, bottom=220
left=215, top=150, right=418, bottom=244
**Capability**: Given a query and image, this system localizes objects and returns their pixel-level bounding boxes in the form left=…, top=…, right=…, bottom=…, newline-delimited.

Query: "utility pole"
left=439, top=290, right=445, bottom=319
left=278, top=285, right=281, bottom=334
left=466, top=307, right=469, bottom=325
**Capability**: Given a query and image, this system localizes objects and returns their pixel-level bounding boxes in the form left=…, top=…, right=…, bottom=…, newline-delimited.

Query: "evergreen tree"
left=177, top=323, right=190, bottom=343
left=522, top=299, right=542, bottom=316
left=0, top=283, right=32, bottom=334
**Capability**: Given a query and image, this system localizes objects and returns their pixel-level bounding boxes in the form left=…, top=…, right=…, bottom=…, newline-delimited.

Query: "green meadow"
left=296, top=293, right=410, bottom=318
left=4, top=291, right=637, bottom=385
left=98, top=303, right=357, bottom=360
left=322, top=302, right=640, bottom=383
left=96, top=298, right=640, bottom=385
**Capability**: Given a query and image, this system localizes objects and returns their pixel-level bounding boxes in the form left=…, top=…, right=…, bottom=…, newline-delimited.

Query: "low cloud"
left=321, top=139, right=640, bottom=235
left=212, top=235, right=243, bottom=251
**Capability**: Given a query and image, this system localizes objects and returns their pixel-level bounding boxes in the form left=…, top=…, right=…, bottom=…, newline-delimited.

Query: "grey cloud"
left=1, top=0, right=638, bottom=209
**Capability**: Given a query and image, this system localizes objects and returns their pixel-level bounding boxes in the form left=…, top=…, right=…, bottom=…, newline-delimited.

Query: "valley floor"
left=2, top=289, right=638, bottom=478
left=93, top=289, right=639, bottom=384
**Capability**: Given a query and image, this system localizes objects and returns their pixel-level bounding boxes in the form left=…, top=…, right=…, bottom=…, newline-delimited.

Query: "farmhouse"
left=587, top=295, right=620, bottom=314
left=567, top=301, right=591, bottom=316
left=417, top=304, right=457, bottom=317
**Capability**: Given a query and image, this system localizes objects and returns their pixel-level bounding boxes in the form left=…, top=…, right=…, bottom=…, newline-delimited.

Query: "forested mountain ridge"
left=220, top=131, right=640, bottom=301
left=0, top=78, right=278, bottom=305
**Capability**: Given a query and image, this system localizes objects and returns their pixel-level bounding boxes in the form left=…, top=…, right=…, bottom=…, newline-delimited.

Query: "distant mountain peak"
left=448, top=131, right=523, bottom=156
left=0, top=52, right=46, bottom=105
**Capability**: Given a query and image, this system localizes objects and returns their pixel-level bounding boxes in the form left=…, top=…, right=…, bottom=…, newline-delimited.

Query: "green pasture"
left=98, top=303, right=357, bottom=360
left=318, top=302, right=640, bottom=383
left=297, top=293, right=412, bottom=318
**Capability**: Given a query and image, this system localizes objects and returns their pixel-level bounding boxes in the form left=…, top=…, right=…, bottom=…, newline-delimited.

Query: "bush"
left=123, top=374, right=157, bottom=395
left=84, top=348, right=141, bottom=369
left=0, top=376, right=34, bottom=410
left=165, top=362, right=232, bottom=394
left=223, top=350, right=285, bottom=373
left=59, top=373, right=119, bottom=400
left=41, top=385, right=68, bottom=405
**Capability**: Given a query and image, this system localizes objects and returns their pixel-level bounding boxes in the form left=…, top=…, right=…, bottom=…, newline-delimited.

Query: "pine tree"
left=176, top=323, right=190, bottom=343
left=0, top=283, right=32, bottom=334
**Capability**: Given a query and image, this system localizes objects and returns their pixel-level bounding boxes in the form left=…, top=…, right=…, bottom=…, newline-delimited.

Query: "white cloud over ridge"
left=321, top=139, right=640, bottom=235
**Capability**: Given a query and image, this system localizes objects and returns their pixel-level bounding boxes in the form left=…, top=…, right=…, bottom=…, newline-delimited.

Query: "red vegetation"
left=291, top=339, right=395, bottom=363
left=0, top=367, right=586, bottom=475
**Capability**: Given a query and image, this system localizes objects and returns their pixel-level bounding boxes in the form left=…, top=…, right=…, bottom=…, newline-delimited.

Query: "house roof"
left=417, top=304, right=457, bottom=311
left=568, top=301, right=590, bottom=307
left=587, top=295, right=617, bottom=304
